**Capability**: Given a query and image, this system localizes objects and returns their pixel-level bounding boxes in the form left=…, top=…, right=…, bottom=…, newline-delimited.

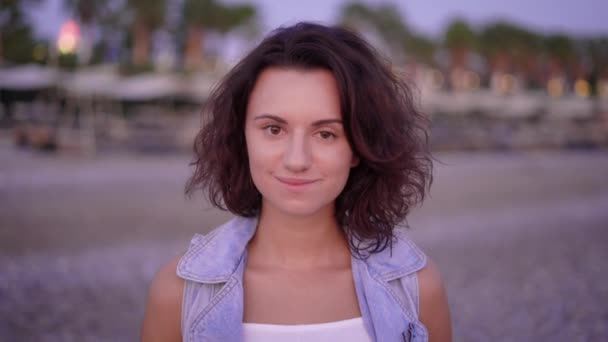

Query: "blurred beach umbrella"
left=0, top=64, right=58, bottom=90
left=60, top=66, right=119, bottom=98
left=0, top=64, right=58, bottom=123
left=181, top=0, right=257, bottom=70
left=109, top=73, right=183, bottom=102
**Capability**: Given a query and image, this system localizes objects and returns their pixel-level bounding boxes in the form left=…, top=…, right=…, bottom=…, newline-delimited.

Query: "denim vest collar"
left=178, top=216, right=425, bottom=284
left=178, top=216, right=257, bottom=284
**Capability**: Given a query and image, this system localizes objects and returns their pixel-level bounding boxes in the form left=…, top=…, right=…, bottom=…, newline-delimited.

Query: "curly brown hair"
left=186, top=22, right=433, bottom=257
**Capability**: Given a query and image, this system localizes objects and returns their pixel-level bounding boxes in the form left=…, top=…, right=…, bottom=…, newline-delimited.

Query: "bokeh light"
left=57, top=20, right=80, bottom=55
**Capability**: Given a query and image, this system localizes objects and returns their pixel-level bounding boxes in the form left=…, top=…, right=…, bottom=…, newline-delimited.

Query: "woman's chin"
left=266, top=199, right=331, bottom=218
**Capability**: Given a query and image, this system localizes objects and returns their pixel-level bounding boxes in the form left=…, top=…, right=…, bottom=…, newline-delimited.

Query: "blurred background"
left=1, top=0, right=607, bottom=341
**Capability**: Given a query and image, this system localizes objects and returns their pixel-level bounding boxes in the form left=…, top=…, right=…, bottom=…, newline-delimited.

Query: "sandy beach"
left=1, top=145, right=607, bottom=341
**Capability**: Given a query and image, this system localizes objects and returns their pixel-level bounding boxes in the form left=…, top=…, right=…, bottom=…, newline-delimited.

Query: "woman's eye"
left=318, top=131, right=336, bottom=140
left=264, top=125, right=282, bottom=135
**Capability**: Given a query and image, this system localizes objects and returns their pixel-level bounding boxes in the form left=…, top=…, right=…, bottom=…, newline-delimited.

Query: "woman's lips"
left=274, top=176, right=319, bottom=186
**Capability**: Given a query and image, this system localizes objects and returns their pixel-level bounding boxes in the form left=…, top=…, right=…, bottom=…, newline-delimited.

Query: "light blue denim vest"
left=177, top=216, right=429, bottom=342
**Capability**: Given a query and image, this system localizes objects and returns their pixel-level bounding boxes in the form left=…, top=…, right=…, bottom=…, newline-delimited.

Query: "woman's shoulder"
left=148, top=255, right=185, bottom=300
left=141, top=255, right=184, bottom=341
left=417, top=257, right=452, bottom=341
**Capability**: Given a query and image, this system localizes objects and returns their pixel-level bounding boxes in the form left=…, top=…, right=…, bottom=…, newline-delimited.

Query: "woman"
left=141, top=22, right=451, bottom=342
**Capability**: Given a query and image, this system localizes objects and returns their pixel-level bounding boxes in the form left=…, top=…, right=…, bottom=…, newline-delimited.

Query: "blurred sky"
left=29, top=0, right=608, bottom=40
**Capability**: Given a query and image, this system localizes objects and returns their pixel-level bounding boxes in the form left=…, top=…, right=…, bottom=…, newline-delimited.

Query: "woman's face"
left=245, top=67, right=358, bottom=217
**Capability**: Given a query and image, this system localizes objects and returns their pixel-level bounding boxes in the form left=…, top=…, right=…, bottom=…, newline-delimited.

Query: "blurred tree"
left=543, top=34, right=575, bottom=77
left=479, top=21, right=542, bottom=87
left=64, top=0, right=104, bottom=24
left=339, top=1, right=437, bottom=66
left=444, top=19, right=477, bottom=70
left=582, top=37, right=608, bottom=100
left=182, top=0, right=257, bottom=70
left=515, top=29, right=543, bottom=88
left=586, top=37, right=608, bottom=78
left=62, top=0, right=127, bottom=65
left=479, top=22, right=519, bottom=73
left=339, top=2, right=412, bottom=62
left=405, top=34, right=436, bottom=65
left=126, top=0, right=166, bottom=66
left=0, top=0, right=43, bottom=64
left=63, top=0, right=103, bottom=64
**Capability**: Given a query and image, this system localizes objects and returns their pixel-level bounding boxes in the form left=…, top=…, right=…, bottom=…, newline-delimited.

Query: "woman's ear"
left=351, top=155, right=360, bottom=167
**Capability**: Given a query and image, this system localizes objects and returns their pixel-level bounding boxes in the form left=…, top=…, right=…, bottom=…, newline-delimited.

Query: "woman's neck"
left=247, top=203, right=351, bottom=271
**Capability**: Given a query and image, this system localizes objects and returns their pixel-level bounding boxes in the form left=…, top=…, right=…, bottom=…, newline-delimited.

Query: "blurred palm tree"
left=543, top=34, right=575, bottom=77
left=479, top=22, right=520, bottom=73
left=64, top=0, right=104, bottom=25
left=340, top=2, right=408, bottom=46
left=406, top=34, right=436, bottom=65
left=181, top=0, right=257, bottom=70
left=443, top=19, right=477, bottom=70
left=479, top=22, right=542, bottom=87
left=586, top=37, right=608, bottom=78
left=583, top=37, right=608, bottom=101
left=340, top=2, right=407, bottom=59
left=339, top=1, right=435, bottom=65
left=125, top=0, right=166, bottom=67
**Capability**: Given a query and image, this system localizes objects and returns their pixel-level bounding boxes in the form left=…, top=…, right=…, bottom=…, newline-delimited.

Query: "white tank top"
left=242, top=317, right=372, bottom=342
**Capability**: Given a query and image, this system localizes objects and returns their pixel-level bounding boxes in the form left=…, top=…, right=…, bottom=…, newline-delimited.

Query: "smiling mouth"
left=274, top=176, right=319, bottom=186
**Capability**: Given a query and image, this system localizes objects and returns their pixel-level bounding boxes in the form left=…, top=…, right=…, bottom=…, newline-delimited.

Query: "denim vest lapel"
left=188, top=253, right=247, bottom=342
left=178, top=216, right=256, bottom=341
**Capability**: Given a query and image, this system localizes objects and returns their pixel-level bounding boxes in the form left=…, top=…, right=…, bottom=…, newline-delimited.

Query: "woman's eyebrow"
left=311, top=118, right=343, bottom=127
left=254, top=114, right=287, bottom=123
left=254, top=114, right=342, bottom=126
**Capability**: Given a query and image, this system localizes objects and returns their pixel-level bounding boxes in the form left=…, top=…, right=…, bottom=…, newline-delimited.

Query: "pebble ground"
left=1, top=147, right=607, bottom=341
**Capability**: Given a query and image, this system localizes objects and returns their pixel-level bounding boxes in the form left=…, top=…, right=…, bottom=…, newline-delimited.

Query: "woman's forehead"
left=246, top=67, right=342, bottom=122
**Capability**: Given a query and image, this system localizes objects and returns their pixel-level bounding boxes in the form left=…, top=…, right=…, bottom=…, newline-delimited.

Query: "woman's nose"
left=283, top=133, right=311, bottom=173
